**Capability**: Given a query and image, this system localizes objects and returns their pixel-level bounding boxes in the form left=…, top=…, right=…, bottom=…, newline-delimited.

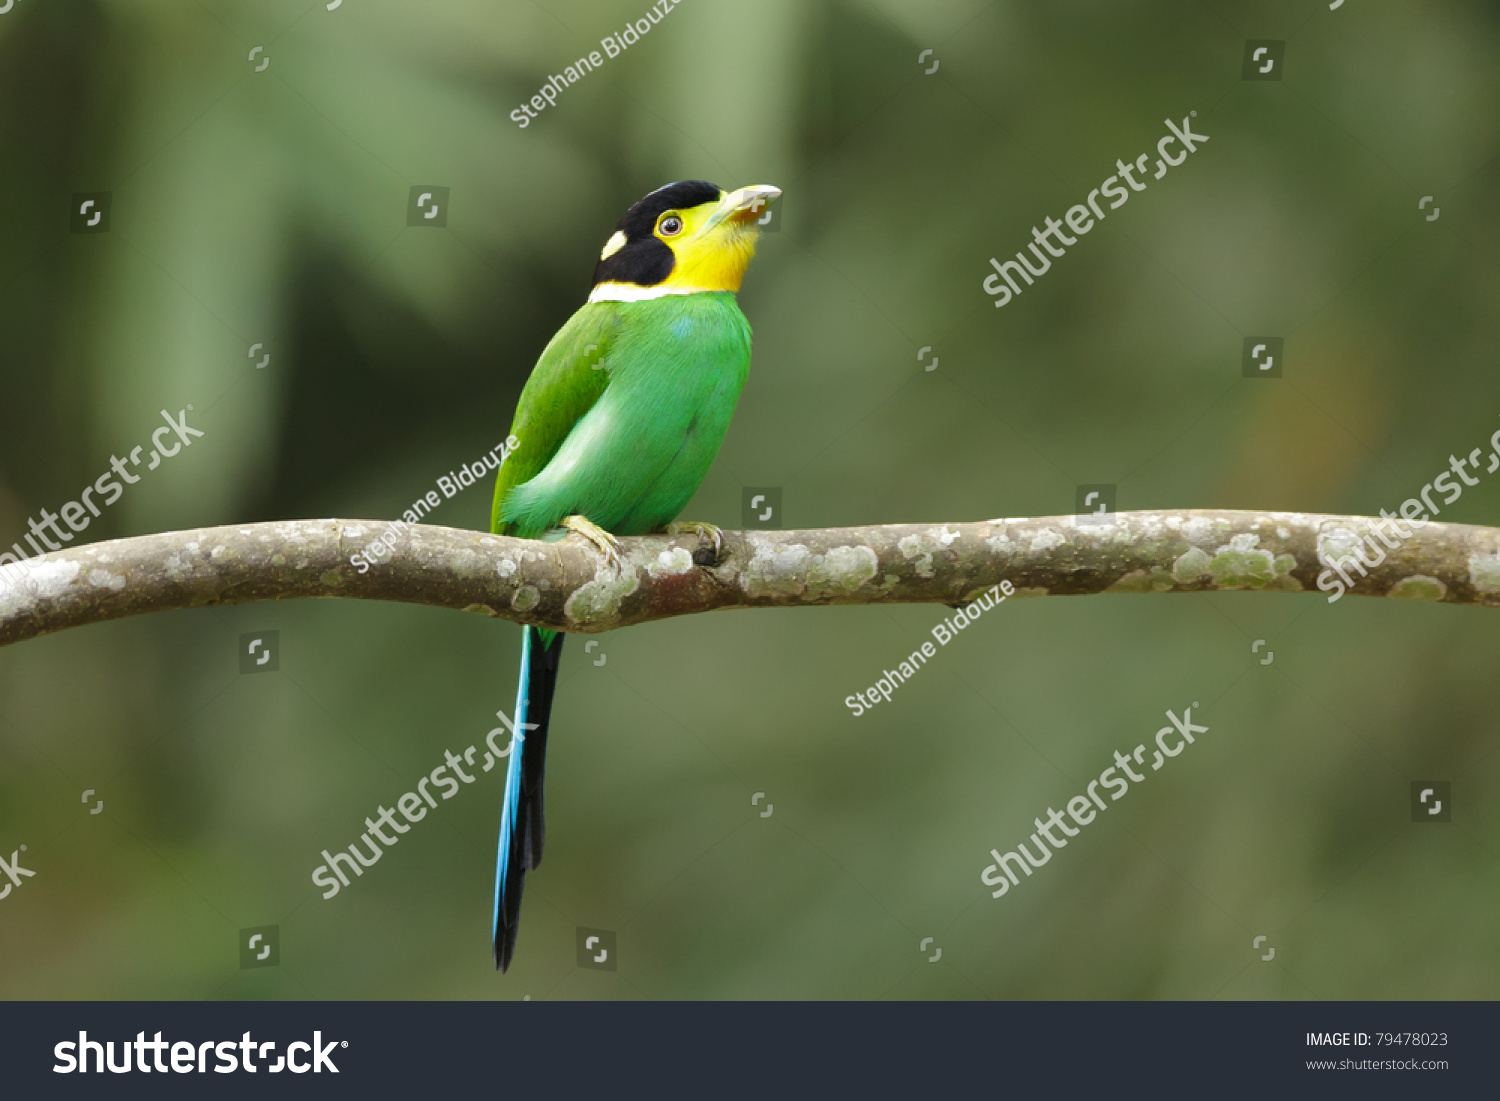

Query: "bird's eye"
left=658, top=215, right=684, bottom=236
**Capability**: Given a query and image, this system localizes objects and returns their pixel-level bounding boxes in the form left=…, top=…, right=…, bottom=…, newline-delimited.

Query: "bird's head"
left=589, top=180, right=781, bottom=302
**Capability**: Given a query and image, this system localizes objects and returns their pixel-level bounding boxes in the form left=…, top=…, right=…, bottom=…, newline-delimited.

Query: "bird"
left=487, top=179, right=780, bottom=971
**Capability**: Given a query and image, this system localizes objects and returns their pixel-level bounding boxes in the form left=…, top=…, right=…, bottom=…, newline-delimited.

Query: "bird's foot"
left=563, top=515, right=622, bottom=569
left=664, top=520, right=724, bottom=558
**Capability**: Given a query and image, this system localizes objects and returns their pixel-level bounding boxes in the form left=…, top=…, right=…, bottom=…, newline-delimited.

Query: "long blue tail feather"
left=492, top=625, right=564, bottom=971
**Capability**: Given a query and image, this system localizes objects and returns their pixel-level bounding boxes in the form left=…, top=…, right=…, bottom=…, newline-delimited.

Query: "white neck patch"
left=588, top=282, right=721, bottom=304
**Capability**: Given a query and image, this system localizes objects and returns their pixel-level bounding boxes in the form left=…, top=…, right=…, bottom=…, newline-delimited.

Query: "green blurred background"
left=2, top=0, right=1499, bottom=1000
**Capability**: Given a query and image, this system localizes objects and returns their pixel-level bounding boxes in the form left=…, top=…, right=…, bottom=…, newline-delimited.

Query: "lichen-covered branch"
left=3, top=510, right=1499, bottom=649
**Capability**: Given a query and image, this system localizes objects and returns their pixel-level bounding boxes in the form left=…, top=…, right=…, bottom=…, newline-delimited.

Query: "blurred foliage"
left=2, top=0, right=1499, bottom=999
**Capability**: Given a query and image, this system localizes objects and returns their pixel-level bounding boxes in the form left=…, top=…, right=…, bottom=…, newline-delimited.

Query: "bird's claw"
left=563, top=515, right=622, bottom=569
left=665, top=520, right=723, bottom=557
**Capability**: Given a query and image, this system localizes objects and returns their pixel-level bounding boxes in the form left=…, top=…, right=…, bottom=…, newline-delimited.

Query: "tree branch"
left=3, top=510, right=1499, bottom=648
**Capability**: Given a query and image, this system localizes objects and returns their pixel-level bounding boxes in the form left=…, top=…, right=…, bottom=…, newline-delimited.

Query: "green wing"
left=490, top=302, right=620, bottom=536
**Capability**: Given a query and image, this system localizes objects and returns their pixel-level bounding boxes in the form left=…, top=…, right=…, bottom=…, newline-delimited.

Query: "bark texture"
left=3, top=510, right=1498, bottom=649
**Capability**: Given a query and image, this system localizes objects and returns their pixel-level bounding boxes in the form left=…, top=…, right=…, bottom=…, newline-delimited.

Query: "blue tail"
left=492, top=625, right=565, bottom=971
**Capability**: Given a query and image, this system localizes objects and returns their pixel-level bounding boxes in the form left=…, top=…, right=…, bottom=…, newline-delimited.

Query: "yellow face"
left=593, top=183, right=781, bottom=299
left=650, top=188, right=774, bottom=293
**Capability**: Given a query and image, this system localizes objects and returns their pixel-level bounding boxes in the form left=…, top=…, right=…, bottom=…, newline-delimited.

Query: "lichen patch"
left=744, top=542, right=878, bottom=598
left=1467, top=552, right=1500, bottom=593
left=646, top=547, right=695, bottom=578
left=1106, top=569, right=1152, bottom=593
left=1317, top=528, right=1365, bottom=571
left=1389, top=575, right=1447, bottom=601
left=1172, top=545, right=1211, bottom=583
left=807, top=545, right=879, bottom=594
left=1028, top=528, right=1066, bottom=553
left=29, top=558, right=82, bottom=595
left=87, top=569, right=127, bottom=592
left=897, top=534, right=934, bottom=578
left=1206, top=533, right=1276, bottom=589
left=1181, top=517, right=1214, bottom=544
left=565, top=567, right=639, bottom=623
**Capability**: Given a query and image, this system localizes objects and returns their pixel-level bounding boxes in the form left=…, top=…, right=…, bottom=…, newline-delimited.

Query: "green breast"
left=499, top=292, right=752, bottom=538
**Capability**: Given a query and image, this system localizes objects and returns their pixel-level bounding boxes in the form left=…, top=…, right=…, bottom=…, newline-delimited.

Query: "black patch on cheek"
left=590, top=179, right=722, bottom=288
left=593, top=237, right=675, bottom=288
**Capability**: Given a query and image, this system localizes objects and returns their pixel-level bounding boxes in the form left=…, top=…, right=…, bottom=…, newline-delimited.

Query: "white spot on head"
left=599, top=230, right=627, bottom=260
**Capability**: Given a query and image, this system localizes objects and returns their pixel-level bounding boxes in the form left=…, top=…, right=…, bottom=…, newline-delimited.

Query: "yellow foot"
left=563, top=514, right=622, bottom=569
left=664, top=520, right=724, bottom=557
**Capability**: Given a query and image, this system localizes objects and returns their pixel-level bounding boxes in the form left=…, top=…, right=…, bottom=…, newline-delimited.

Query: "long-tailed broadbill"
left=488, top=179, right=780, bottom=971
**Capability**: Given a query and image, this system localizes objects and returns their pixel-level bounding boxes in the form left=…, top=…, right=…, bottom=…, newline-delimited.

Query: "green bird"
left=488, top=179, right=780, bottom=971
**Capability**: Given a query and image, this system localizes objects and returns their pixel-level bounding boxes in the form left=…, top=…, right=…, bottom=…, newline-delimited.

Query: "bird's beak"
left=702, top=184, right=782, bottom=233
